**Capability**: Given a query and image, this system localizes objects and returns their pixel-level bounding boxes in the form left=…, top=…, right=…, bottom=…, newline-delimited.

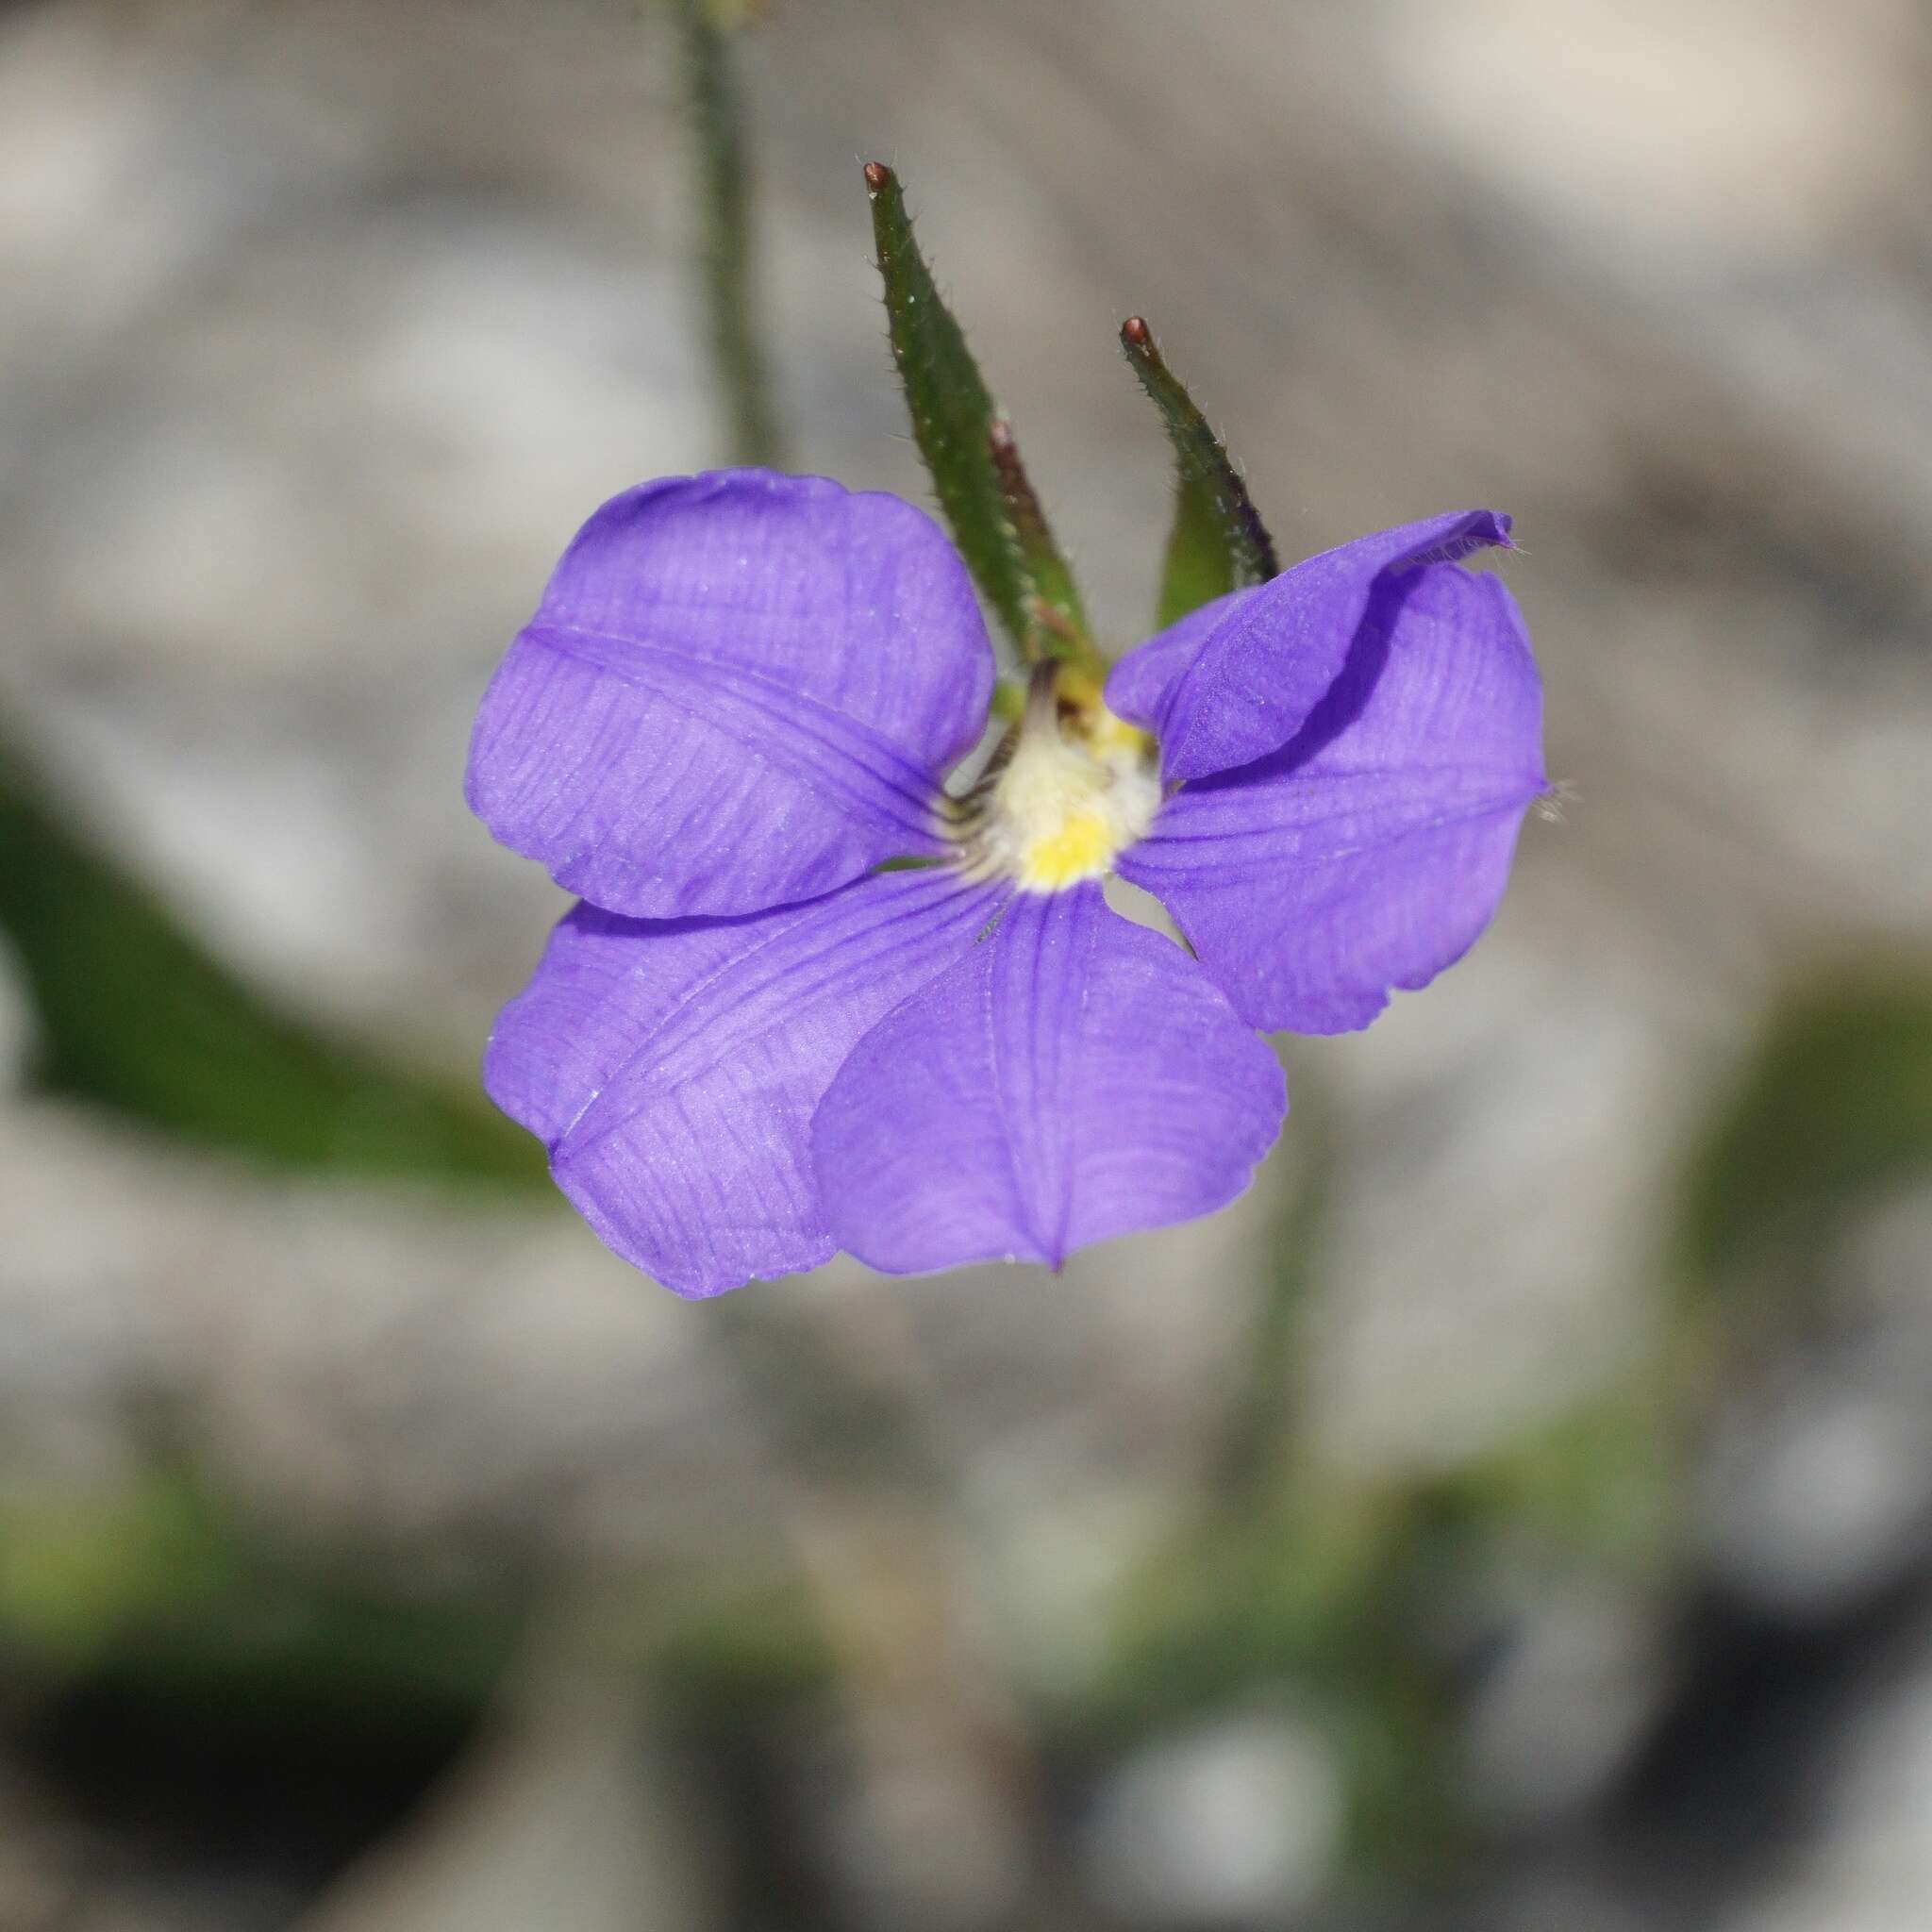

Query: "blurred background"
left=4, top=0, right=1932, bottom=1925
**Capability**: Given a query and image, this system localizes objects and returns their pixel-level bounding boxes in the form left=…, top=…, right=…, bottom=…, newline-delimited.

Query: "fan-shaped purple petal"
left=1107, top=510, right=1513, bottom=784
left=811, top=885, right=1286, bottom=1274
left=484, top=867, right=1004, bottom=1296
left=1102, top=585, right=1259, bottom=733
left=467, top=471, right=996, bottom=918
left=1118, top=563, right=1544, bottom=1034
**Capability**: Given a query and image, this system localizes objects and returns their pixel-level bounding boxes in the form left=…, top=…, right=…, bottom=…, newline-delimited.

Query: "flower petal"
left=1118, top=562, right=1544, bottom=1034
left=1100, top=584, right=1257, bottom=734
left=811, top=884, right=1286, bottom=1274
left=467, top=471, right=996, bottom=918
left=485, top=867, right=1003, bottom=1296
left=1106, top=510, right=1512, bottom=784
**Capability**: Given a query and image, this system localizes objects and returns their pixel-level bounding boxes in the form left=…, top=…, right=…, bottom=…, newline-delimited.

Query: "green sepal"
left=985, top=417, right=1094, bottom=665
left=1120, top=316, right=1279, bottom=627
left=864, top=162, right=1095, bottom=668
left=987, top=678, right=1026, bottom=725
left=0, top=723, right=541, bottom=1188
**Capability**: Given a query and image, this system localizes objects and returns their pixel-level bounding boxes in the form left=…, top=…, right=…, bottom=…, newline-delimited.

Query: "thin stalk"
left=678, top=0, right=784, bottom=467
left=1209, top=1059, right=1330, bottom=1507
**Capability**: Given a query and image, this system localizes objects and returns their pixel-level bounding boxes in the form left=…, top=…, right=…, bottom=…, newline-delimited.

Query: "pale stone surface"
left=1081, top=1714, right=1343, bottom=1926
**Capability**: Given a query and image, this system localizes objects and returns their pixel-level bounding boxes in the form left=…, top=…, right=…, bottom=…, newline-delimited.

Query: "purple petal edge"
left=1107, top=510, right=1513, bottom=785
left=484, top=867, right=1004, bottom=1296
left=467, top=470, right=995, bottom=920
left=1118, top=562, right=1544, bottom=1034
left=811, top=885, right=1287, bottom=1274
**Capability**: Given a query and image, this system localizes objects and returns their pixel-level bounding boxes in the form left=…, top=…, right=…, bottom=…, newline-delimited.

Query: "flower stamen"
left=953, top=663, right=1159, bottom=891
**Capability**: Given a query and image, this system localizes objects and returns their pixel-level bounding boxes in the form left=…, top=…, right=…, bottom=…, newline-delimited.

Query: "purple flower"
left=468, top=471, right=1544, bottom=1295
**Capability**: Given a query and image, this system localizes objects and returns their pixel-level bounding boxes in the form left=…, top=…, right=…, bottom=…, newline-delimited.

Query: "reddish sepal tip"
left=862, top=160, right=891, bottom=194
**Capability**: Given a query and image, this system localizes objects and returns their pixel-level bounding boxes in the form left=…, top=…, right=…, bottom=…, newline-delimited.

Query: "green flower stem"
left=678, top=0, right=784, bottom=468
left=1209, top=1058, right=1331, bottom=1507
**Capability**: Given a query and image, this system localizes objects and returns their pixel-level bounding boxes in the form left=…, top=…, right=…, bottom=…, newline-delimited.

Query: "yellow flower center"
left=961, top=667, right=1160, bottom=892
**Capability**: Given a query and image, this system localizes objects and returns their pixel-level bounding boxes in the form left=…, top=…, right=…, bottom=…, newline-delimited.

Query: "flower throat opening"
left=954, top=663, right=1160, bottom=892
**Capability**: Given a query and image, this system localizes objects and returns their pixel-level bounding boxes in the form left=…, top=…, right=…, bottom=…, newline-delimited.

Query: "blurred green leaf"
left=1095, top=1492, right=1401, bottom=1729
left=0, top=724, right=542, bottom=1186
left=629, top=1571, right=834, bottom=1709
left=864, top=161, right=1096, bottom=668
left=694, top=0, right=768, bottom=36
left=0, top=1466, right=526, bottom=1706
left=0, top=1439, right=833, bottom=1718
left=1437, top=1386, right=1682, bottom=1577
left=1680, top=959, right=1932, bottom=1294
left=1119, top=316, right=1278, bottom=627
left=1092, top=1485, right=1455, bottom=1871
